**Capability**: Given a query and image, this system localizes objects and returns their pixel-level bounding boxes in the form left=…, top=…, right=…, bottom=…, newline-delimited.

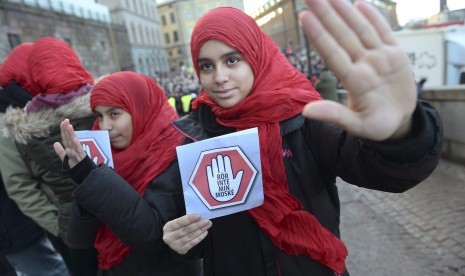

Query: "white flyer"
left=176, top=128, right=263, bottom=219
left=75, top=130, right=114, bottom=168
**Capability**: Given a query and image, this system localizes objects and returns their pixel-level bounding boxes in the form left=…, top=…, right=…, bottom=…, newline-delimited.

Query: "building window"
left=162, top=15, right=166, bottom=26
left=134, top=0, right=139, bottom=13
left=165, top=33, right=170, bottom=44
left=170, top=12, right=175, bottom=23
left=152, top=29, right=157, bottom=45
left=145, top=26, right=150, bottom=44
left=131, top=22, right=137, bottom=43
left=145, top=2, right=150, bottom=18
left=173, top=31, right=179, bottom=42
left=139, top=25, right=145, bottom=44
left=7, top=34, right=21, bottom=49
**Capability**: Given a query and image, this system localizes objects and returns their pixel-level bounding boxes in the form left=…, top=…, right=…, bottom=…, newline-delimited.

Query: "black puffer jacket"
left=170, top=100, right=443, bottom=276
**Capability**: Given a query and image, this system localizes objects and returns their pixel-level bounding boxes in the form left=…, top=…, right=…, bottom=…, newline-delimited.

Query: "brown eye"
left=200, top=63, right=213, bottom=71
left=227, top=57, right=239, bottom=65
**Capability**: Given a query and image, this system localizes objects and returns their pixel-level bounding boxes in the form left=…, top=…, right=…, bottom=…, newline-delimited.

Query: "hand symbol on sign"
left=206, top=154, right=243, bottom=202
left=82, top=143, right=99, bottom=165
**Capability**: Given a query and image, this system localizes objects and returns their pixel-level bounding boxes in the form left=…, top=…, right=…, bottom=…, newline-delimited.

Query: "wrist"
left=389, top=117, right=413, bottom=140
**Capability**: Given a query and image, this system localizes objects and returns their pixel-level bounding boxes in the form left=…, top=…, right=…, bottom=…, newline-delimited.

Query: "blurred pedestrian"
left=315, top=68, right=339, bottom=102
left=0, top=42, right=70, bottom=276
left=3, top=37, right=97, bottom=276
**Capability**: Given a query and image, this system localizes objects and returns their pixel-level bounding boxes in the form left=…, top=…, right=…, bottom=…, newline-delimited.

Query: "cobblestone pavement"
left=338, top=158, right=465, bottom=275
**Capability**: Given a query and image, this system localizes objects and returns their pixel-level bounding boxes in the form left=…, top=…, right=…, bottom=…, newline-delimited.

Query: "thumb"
left=234, top=170, right=244, bottom=182
left=53, top=142, right=67, bottom=162
left=302, top=100, right=361, bottom=133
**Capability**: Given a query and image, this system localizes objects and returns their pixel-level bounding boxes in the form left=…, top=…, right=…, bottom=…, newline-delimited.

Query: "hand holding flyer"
left=176, top=128, right=263, bottom=219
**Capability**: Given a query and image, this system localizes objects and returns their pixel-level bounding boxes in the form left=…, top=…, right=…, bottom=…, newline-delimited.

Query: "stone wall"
left=420, top=86, right=465, bottom=165
left=338, top=86, right=465, bottom=165
left=0, top=1, right=133, bottom=78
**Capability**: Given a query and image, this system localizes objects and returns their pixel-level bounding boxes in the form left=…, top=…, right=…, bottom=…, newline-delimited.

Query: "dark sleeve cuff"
left=361, top=100, right=442, bottom=163
left=63, top=155, right=97, bottom=184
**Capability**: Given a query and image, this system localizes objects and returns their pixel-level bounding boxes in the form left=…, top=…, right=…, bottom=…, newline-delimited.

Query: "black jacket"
left=66, top=158, right=202, bottom=276
left=170, top=100, right=443, bottom=276
left=0, top=82, right=44, bottom=256
left=0, top=175, right=44, bottom=255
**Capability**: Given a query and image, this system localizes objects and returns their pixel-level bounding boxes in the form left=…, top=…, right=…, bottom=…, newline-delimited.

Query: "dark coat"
left=170, top=100, right=443, bottom=276
left=4, top=90, right=94, bottom=240
left=0, top=82, right=44, bottom=256
left=66, top=158, right=202, bottom=276
left=0, top=176, right=44, bottom=255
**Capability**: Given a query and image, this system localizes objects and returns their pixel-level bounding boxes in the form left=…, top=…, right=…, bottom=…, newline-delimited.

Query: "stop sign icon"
left=189, top=146, right=257, bottom=210
left=79, top=138, right=108, bottom=166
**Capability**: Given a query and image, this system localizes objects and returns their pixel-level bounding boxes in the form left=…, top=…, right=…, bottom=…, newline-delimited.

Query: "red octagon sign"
left=79, top=138, right=108, bottom=166
left=189, top=146, right=257, bottom=210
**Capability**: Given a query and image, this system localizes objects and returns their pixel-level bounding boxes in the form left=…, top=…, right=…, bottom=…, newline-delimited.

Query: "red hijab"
left=90, top=71, right=184, bottom=269
left=28, top=37, right=93, bottom=94
left=0, top=43, right=39, bottom=95
left=191, top=7, right=347, bottom=274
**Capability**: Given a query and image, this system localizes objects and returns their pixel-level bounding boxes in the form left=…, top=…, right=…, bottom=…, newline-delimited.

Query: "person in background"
left=3, top=37, right=97, bottom=276
left=53, top=71, right=202, bottom=275
left=315, top=68, right=339, bottom=102
left=162, top=2, right=443, bottom=276
left=0, top=42, right=70, bottom=276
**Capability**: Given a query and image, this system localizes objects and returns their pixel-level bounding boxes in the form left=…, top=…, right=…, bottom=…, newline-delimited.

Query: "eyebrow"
left=95, top=107, right=120, bottom=116
left=197, top=50, right=241, bottom=65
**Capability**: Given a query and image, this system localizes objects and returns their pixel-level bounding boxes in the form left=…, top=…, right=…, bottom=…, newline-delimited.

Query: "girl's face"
left=94, top=105, right=133, bottom=149
left=197, top=40, right=254, bottom=108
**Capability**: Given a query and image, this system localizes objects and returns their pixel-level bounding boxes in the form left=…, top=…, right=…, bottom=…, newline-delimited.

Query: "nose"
left=214, top=66, right=229, bottom=84
left=99, top=117, right=112, bottom=131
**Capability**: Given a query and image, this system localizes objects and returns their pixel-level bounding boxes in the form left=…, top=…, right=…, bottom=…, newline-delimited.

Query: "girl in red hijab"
left=25, top=36, right=94, bottom=112
left=163, top=2, right=443, bottom=276
left=54, top=71, right=202, bottom=275
left=0, top=42, right=39, bottom=95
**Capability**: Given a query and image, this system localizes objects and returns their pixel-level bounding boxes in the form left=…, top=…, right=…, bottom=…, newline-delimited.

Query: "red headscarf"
left=90, top=71, right=184, bottom=269
left=191, top=7, right=347, bottom=274
left=0, top=43, right=39, bottom=95
left=28, top=37, right=93, bottom=94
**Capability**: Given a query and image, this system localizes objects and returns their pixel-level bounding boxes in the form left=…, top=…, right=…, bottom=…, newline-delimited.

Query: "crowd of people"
left=0, top=0, right=443, bottom=275
left=156, top=70, right=202, bottom=116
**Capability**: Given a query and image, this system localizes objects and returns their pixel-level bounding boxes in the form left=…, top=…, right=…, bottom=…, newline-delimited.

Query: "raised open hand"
left=53, top=119, right=86, bottom=169
left=300, top=0, right=416, bottom=141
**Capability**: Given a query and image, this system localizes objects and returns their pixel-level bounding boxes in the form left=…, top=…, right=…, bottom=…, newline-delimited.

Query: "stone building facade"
left=157, top=0, right=244, bottom=70
left=0, top=0, right=132, bottom=78
left=96, top=0, right=169, bottom=75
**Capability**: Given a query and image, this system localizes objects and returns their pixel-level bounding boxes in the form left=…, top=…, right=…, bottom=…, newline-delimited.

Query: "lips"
left=214, top=88, right=234, bottom=98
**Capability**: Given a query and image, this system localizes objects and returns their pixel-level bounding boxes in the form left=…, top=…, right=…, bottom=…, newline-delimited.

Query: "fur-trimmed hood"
left=4, top=92, right=93, bottom=144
